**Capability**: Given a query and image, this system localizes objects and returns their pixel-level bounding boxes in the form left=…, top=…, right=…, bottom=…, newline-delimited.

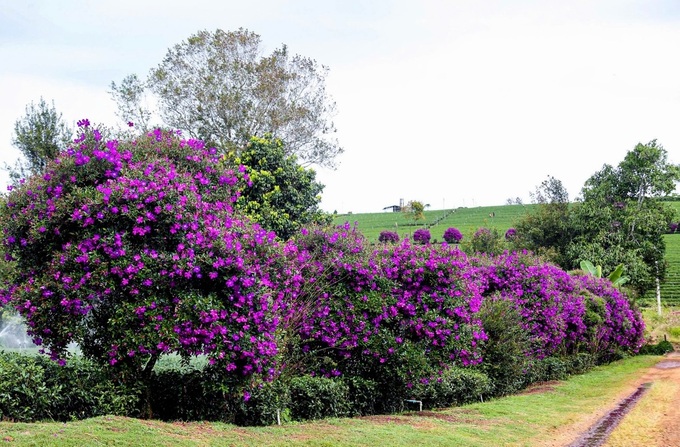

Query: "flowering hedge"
left=0, top=125, right=647, bottom=422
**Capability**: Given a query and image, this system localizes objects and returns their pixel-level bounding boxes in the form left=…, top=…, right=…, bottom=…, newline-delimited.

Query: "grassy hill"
left=642, top=233, right=680, bottom=306
left=332, top=204, right=537, bottom=242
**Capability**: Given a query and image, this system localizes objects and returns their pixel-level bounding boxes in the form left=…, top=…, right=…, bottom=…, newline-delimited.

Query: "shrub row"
left=0, top=348, right=611, bottom=424
left=0, top=352, right=139, bottom=422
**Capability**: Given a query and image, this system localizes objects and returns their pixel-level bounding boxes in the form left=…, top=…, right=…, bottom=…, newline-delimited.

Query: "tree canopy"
left=5, top=97, right=71, bottom=184
left=228, top=135, right=329, bottom=240
left=510, top=141, right=679, bottom=297
left=111, top=28, right=342, bottom=168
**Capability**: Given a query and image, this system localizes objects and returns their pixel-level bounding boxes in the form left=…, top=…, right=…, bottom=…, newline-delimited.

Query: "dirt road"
left=538, top=352, right=680, bottom=447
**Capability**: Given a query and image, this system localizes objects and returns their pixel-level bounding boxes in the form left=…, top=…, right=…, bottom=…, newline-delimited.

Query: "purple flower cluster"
left=505, top=228, right=517, bottom=240
left=378, top=230, right=399, bottom=243
left=473, top=251, right=644, bottom=358
left=412, top=228, right=431, bottom=245
left=442, top=227, right=463, bottom=244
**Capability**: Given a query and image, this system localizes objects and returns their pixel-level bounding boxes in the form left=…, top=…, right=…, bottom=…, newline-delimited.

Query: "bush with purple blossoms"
left=443, top=227, right=463, bottom=244
left=0, top=123, right=289, bottom=395
left=378, top=230, right=399, bottom=243
left=505, top=228, right=517, bottom=241
left=412, top=228, right=431, bottom=245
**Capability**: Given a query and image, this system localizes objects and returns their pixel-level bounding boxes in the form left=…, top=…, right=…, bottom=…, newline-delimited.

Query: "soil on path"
left=535, top=352, right=680, bottom=447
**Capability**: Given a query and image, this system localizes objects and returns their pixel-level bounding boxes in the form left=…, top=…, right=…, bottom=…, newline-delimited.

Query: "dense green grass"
left=333, top=204, right=536, bottom=242
left=641, top=234, right=680, bottom=306
left=0, top=355, right=661, bottom=446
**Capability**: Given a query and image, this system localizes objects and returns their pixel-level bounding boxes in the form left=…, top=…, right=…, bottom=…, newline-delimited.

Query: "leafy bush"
left=411, top=368, right=491, bottom=409
left=476, top=297, right=533, bottom=396
left=342, top=376, right=379, bottom=416
left=565, top=352, right=596, bottom=375
left=0, top=352, right=139, bottom=422
left=0, top=352, right=55, bottom=421
left=412, top=228, right=431, bottom=244
left=149, top=367, right=229, bottom=422
left=288, top=376, right=350, bottom=421
left=378, top=230, right=399, bottom=243
left=233, top=379, right=290, bottom=426
left=465, top=227, right=504, bottom=255
left=638, top=339, right=674, bottom=355
left=532, top=356, right=569, bottom=382
left=443, top=227, right=463, bottom=244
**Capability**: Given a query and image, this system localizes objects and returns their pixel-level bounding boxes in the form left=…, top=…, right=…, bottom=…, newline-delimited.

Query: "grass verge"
left=0, top=355, right=661, bottom=447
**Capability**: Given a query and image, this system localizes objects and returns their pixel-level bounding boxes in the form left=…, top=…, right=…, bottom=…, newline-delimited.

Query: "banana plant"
left=607, top=263, right=630, bottom=287
left=579, top=260, right=629, bottom=287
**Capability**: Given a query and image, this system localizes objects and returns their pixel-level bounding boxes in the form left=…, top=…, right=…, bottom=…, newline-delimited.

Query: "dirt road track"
left=537, top=352, right=680, bottom=447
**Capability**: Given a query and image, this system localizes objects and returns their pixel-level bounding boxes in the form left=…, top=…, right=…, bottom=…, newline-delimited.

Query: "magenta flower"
left=443, top=227, right=463, bottom=244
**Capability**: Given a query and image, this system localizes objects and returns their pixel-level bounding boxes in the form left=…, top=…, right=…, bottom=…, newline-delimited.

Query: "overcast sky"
left=1, top=0, right=679, bottom=213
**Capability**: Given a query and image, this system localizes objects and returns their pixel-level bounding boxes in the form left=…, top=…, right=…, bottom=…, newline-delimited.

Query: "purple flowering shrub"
left=290, top=227, right=485, bottom=394
left=474, top=251, right=643, bottom=358
left=0, top=123, right=287, bottom=385
left=378, top=230, right=399, bottom=243
left=576, top=274, right=645, bottom=356
left=412, top=228, right=431, bottom=245
left=443, top=227, right=463, bottom=244
left=475, top=252, right=585, bottom=358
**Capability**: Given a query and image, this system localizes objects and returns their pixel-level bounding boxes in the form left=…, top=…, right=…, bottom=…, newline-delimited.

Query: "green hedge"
left=0, top=348, right=615, bottom=424
left=0, top=352, right=139, bottom=422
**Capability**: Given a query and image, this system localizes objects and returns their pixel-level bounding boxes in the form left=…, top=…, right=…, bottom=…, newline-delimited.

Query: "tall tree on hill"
left=111, top=28, right=342, bottom=168
left=403, top=200, right=425, bottom=222
left=566, top=140, right=679, bottom=295
left=5, top=98, right=71, bottom=183
left=510, top=141, right=679, bottom=297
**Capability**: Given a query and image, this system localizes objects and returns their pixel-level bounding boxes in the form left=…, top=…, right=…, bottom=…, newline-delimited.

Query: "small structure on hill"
left=383, top=198, right=405, bottom=213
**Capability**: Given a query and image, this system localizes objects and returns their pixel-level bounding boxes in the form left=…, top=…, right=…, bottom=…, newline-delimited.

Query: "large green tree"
left=511, top=141, right=679, bottom=297
left=566, top=140, right=679, bottom=295
left=111, top=28, right=342, bottom=168
left=5, top=98, right=71, bottom=183
left=228, top=135, right=329, bottom=240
